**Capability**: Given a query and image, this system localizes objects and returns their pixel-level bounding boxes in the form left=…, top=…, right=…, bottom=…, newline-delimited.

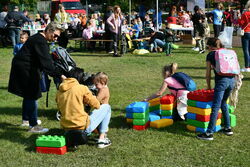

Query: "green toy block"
left=187, top=119, right=209, bottom=128
left=36, top=135, right=66, bottom=147
left=228, top=105, right=235, bottom=113
left=133, top=114, right=149, bottom=126
left=221, top=114, right=236, bottom=127
left=149, top=104, right=160, bottom=112
left=133, top=109, right=149, bottom=119
left=187, top=100, right=196, bottom=107
left=160, top=110, right=173, bottom=116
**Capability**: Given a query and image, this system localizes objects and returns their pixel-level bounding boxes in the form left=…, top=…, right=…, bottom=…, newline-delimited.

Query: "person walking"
left=209, top=3, right=224, bottom=38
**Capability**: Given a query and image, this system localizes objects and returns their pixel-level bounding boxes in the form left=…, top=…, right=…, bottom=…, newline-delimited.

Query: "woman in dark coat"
left=8, top=22, right=63, bottom=133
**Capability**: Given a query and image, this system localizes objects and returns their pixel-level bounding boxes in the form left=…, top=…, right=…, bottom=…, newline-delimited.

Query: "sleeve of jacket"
left=34, top=38, right=62, bottom=77
left=82, top=86, right=100, bottom=109
left=106, top=14, right=114, bottom=28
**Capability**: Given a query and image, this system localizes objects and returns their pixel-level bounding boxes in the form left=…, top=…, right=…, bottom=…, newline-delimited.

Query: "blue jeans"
left=9, top=28, right=21, bottom=46
left=241, top=33, right=250, bottom=68
left=85, top=104, right=111, bottom=134
left=207, top=76, right=235, bottom=134
left=22, top=99, right=38, bottom=127
left=153, top=38, right=165, bottom=49
left=213, top=24, right=222, bottom=38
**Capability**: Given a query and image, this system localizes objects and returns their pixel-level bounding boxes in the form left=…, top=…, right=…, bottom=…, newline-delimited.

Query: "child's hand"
left=61, top=75, right=66, bottom=80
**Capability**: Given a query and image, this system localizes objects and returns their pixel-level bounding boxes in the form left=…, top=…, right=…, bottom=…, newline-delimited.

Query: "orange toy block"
left=150, top=119, right=174, bottom=128
left=148, top=98, right=161, bottom=106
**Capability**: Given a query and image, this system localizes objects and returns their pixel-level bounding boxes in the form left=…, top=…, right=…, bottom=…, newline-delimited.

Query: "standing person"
left=107, top=5, right=123, bottom=57
left=54, top=4, right=70, bottom=48
left=4, top=6, right=30, bottom=47
left=153, top=8, right=163, bottom=29
left=192, top=6, right=203, bottom=52
left=103, top=6, right=113, bottom=53
left=0, top=5, right=8, bottom=47
left=209, top=3, right=224, bottom=38
left=13, top=32, right=28, bottom=56
left=143, top=63, right=190, bottom=120
left=8, top=22, right=64, bottom=133
left=197, top=38, right=235, bottom=141
left=56, top=68, right=112, bottom=149
left=238, top=1, right=250, bottom=72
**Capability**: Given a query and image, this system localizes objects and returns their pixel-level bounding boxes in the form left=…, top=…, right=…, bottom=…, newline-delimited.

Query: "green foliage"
left=0, top=40, right=249, bottom=166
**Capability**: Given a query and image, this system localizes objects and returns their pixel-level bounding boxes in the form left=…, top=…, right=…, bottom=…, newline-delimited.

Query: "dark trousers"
left=111, top=32, right=119, bottom=54
left=104, top=30, right=113, bottom=52
left=58, top=31, right=69, bottom=48
left=213, top=24, right=222, bottom=38
left=22, top=99, right=38, bottom=127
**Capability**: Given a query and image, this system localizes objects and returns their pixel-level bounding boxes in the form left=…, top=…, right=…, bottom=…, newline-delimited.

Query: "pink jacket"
left=106, top=13, right=122, bottom=34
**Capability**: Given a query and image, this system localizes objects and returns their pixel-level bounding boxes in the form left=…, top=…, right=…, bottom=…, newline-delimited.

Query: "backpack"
left=52, top=46, right=76, bottom=74
left=214, top=49, right=240, bottom=76
left=168, top=72, right=196, bottom=91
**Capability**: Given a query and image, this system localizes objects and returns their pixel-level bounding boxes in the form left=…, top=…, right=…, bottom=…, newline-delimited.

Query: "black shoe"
left=113, top=53, right=121, bottom=57
left=197, top=133, right=214, bottom=141
left=221, top=128, right=233, bottom=136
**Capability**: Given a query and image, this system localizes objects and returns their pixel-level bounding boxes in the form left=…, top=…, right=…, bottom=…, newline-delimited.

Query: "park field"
left=0, top=44, right=249, bottom=167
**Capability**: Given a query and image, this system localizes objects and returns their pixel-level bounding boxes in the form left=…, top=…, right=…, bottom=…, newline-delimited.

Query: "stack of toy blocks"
left=149, top=94, right=175, bottom=128
left=36, top=135, right=67, bottom=155
left=125, top=102, right=150, bottom=130
left=186, top=89, right=222, bottom=133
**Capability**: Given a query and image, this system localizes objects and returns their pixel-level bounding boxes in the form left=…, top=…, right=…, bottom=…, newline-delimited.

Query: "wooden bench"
left=70, top=38, right=113, bottom=50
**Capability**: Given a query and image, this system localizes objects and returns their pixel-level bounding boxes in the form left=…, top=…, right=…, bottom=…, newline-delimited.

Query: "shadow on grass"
left=179, top=66, right=206, bottom=70
left=0, top=86, right=7, bottom=90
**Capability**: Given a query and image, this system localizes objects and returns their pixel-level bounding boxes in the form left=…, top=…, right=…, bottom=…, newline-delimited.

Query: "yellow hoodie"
left=56, top=78, right=100, bottom=130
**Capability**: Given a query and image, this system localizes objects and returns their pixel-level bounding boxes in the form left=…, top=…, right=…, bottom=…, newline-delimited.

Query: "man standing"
left=5, top=6, right=30, bottom=46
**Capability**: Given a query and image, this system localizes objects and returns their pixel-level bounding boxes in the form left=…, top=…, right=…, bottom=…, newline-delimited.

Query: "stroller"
left=51, top=46, right=98, bottom=120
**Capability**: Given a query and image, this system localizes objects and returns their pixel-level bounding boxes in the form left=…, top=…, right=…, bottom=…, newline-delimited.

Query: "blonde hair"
left=245, top=1, right=250, bottom=9
left=162, top=63, right=178, bottom=76
left=94, top=72, right=108, bottom=85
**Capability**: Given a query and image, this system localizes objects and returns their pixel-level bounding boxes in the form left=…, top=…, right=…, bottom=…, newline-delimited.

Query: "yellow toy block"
left=150, top=119, right=173, bottom=128
left=186, top=125, right=196, bottom=132
left=148, top=98, right=161, bottom=106
left=216, top=119, right=221, bottom=126
left=126, top=118, right=133, bottom=124
left=161, top=104, right=174, bottom=110
left=187, top=106, right=211, bottom=115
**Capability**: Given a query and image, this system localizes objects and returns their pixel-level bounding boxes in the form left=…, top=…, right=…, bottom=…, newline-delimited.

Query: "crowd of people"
left=0, top=1, right=249, bottom=150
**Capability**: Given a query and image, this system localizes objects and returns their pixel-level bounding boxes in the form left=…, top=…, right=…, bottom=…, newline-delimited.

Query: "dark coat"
left=5, top=11, right=30, bottom=28
left=8, top=33, right=62, bottom=100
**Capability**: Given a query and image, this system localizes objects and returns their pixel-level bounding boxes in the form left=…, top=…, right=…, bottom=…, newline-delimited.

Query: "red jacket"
left=238, top=11, right=250, bottom=32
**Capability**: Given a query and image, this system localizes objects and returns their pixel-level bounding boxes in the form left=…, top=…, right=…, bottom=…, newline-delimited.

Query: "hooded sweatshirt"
left=56, top=78, right=100, bottom=130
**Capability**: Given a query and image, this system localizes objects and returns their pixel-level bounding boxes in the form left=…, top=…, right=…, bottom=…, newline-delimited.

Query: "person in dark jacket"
left=8, top=22, right=64, bottom=133
left=4, top=6, right=30, bottom=46
left=103, top=6, right=113, bottom=53
left=148, top=28, right=166, bottom=52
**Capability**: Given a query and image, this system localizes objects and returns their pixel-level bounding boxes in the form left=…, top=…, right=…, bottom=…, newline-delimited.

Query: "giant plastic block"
left=149, top=112, right=161, bottom=122
left=149, top=104, right=160, bottom=112
left=126, top=118, right=133, bottom=124
left=187, top=106, right=211, bottom=116
left=228, top=105, right=235, bottom=113
left=133, top=109, right=149, bottom=119
left=161, top=115, right=173, bottom=119
left=36, top=135, right=66, bottom=147
left=161, top=104, right=174, bottom=111
left=222, top=114, right=236, bottom=127
left=150, top=119, right=173, bottom=128
left=148, top=97, right=161, bottom=106
left=160, top=110, right=173, bottom=116
left=186, top=125, right=221, bottom=133
left=133, top=114, right=149, bottom=126
left=160, top=94, right=175, bottom=104
left=187, top=89, right=214, bottom=102
left=132, top=102, right=149, bottom=113
left=126, top=112, right=133, bottom=119
left=133, top=121, right=150, bottom=131
left=36, top=146, right=67, bottom=155
left=196, top=112, right=222, bottom=122
left=187, top=100, right=213, bottom=109
left=186, top=112, right=196, bottom=120
left=152, top=109, right=161, bottom=115
left=187, top=119, right=221, bottom=128
left=125, top=102, right=136, bottom=113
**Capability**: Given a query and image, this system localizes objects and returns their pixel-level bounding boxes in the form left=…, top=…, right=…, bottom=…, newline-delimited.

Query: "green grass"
left=0, top=44, right=249, bottom=167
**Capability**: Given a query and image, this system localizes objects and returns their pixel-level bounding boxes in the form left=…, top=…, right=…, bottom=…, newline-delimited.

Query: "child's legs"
left=165, top=42, right=172, bottom=55
left=98, top=105, right=111, bottom=133
left=197, top=39, right=202, bottom=51
left=85, top=104, right=111, bottom=134
left=154, top=38, right=165, bottom=48
left=22, top=99, right=29, bottom=121
left=201, top=37, right=206, bottom=51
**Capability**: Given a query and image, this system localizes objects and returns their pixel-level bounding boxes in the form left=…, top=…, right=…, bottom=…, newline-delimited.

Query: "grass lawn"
left=0, top=43, right=249, bottom=167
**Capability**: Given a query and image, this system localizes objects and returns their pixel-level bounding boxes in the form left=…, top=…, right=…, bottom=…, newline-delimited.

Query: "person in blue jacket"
left=209, top=3, right=224, bottom=37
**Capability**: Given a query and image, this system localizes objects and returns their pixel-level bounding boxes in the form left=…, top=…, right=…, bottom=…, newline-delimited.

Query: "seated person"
left=148, top=28, right=165, bottom=52
left=56, top=67, right=112, bottom=149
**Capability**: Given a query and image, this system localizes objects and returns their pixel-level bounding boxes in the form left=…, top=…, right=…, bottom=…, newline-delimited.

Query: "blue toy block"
left=196, top=125, right=221, bottom=133
left=149, top=112, right=161, bottom=122
left=161, top=115, right=173, bottom=119
left=132, top=102, right=149, bottom=113
left=125, top=102, right=136, bottom=113
left=126, top=112, right=133, bottom=119
left=196, top=101, right=213, bottom=109
left=152, top=109, right=161, bottom=115
left=186, top=113, right=196, bottom=120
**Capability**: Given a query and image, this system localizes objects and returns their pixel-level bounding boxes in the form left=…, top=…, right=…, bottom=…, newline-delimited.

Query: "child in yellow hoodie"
left=56, top=68, right=111, bottom=149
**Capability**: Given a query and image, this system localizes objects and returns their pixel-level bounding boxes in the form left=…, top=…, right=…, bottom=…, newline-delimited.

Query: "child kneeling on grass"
left=56, top=68, right=111, bottom=149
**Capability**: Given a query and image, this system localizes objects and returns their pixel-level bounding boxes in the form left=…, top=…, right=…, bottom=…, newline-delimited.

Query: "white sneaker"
left=97, top=138, right=111, bottom=148
left=241, top=68, right=247, bottom=72
left=192, top=47, right=199, bottom=51
left=21, top=120, right=42, bottom=127
left=246, top=68, right=250, bottom=72
left=28, top=125, right=49, bottom=133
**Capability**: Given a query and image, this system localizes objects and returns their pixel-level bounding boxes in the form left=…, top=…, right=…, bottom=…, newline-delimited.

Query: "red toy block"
left=187, top=89, right=214, bottom=102
left=133, top=121, right=150, bottom=131
left=196, top=112, right=222, bottom=122
left=36, top=146, right=67, bottom=155
left=160, top=94, right=175, bottom=104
